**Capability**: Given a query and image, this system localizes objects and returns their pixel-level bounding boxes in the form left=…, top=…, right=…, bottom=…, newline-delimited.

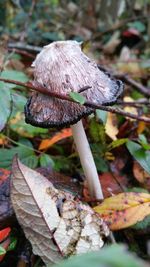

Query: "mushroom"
left=25, top=41, right=123, bottom=200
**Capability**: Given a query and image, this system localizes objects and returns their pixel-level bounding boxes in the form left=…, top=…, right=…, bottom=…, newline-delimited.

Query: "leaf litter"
left=11, top=156, right=109, bottom=265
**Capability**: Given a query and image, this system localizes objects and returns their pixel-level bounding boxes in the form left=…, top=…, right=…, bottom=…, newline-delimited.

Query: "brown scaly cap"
left=25, top=40, right=123, bottom=128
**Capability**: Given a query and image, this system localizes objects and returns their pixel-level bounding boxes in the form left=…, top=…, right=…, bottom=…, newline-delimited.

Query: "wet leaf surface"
left=94, top=192, right=150, bottom=230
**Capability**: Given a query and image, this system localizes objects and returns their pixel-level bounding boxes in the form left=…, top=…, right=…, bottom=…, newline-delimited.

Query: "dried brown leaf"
left=11, top=156, right=109, bottom=265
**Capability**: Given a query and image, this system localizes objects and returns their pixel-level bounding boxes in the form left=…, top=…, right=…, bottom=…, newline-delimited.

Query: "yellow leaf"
left=39, top=128, right=72, bottom=150
left=105, top=113, right=118, bottom=140
left=117, top=62, right=145, bottom=76
left=94, top=192, right=150, bottom=230
left=0, top=135, right=7, bottom=145
left=123, top=96, right=138, bottom=121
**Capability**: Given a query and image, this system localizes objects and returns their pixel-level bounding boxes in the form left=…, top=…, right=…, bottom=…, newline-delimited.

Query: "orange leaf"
left=39, top=128, right=72, bottom=150
left=94, top=192, right=150, bottom=230
left=137, top=121, right=146, bottom=134
left=0, top=227, right=11, bottom=243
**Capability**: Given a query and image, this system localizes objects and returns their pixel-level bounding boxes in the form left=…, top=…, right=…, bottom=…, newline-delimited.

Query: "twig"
left=116, top=74, right=150, bottom=97
left=5, top=135, right=43, bottom=155
left=98, top=65, right=150, bottom=97
left=92, top=15, right=149, bottom=40
left=117, top=100, right=150, bottom=107
left=8, top=43, right=41, bottom=53
left=8, top=47, right=35, bottom=59
left=0, top=77, right=150, bottom=123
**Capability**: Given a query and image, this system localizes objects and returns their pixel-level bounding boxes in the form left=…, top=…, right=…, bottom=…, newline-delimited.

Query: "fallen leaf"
left=103, top=31, right=121, bottom=54
left=0, top=135, right=7, bottom=146
left=83, top=172, right=128, bottom=199
left=105, top=113, right=118, bottom=140
left=0, top=173, right=14, bottom=229
left=117, top=62, right=145, bottom=76
left=39, top=128, right=72, bottom=150
left=133, top=161, right=150, bottom=190
left=37, top=167, right=82, bottom=196
left=0, top=168, right=10, bottom=185
left=137, top=121, right=146, bottom=134
left=11, top=156, right=109, bottom=265
left=123, top=96, right=138, bottom=121
left=119, top=46, right=131, bottom=62
left=94, top=192, right=150, bottom=230
left=123, top=28, right=141, bottom=37
left=0, top=228, right=11, bottom=262
left=0, top=227, right=11, bottom=243
left=0, top=237, right=11, bottom=262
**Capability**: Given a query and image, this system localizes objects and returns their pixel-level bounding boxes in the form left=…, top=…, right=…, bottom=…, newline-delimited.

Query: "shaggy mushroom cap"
left=25, top=40, right=123, bottom=128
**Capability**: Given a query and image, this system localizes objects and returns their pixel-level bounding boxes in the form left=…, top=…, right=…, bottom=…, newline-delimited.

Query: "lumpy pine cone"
left=25, top=40, right=123, bottom=128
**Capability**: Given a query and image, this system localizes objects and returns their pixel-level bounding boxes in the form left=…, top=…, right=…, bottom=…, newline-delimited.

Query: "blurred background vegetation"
left=0, top=0, right=150, bottom=174
left=0, top=2, right=150, bottom=265
left=0, top=0, right=150, bottom=46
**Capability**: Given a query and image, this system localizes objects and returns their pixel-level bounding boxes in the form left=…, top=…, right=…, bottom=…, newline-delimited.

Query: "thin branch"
left=92, top=15, right=149, bottom=40
left=7, top=43, right=41, bottom=53
left=97, top=65, right=150, bottom=97
left=8, top=47, right=35, bottom=59
left=0, top=77, right=150, bottom=123
left=117, top=100, right=150, bottom=107
left=116, top=74, right=150, bottom=97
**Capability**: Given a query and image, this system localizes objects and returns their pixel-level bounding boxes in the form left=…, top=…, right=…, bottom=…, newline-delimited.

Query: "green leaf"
left=51, top=244, right=144, bottom=267
left=7, top=237, right=17, bottom=251
left=0, top=84, right=11, bottom=131
left=108, top=138, right=128, bottom=151
left=22, top=155, right=38, bottom=169
left=69, top=92, right=86, bottom=105
left=0, top=246, right=6, bottom=255
left=11, top=93, right=27, bottom=112
left=89, top=118, right=106, bottom=144
left=42, top=32, right=64, bottom=41
left=138, top=134, right=150, bottom=150
left=40, top=154, right=54, bottom=168
left=128, top=21, right=146, bottom=32
left=138, top=134, right=147, bottom=144
left=95, top=156, right=108, bottom=172
left=0, top=141, right=37, bottom=169
left=132, top=215, right=150, bottom=230
left=126, top=141, right=150, bottom=174
left=10, top=113, right=48, bottom=137
left=96, top=109, right=108, bottom=124
left=1, top=70, right=28, bottom=84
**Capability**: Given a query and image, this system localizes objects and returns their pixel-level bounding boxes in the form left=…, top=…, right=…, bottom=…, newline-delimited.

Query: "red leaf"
left=0, top=227, right=11, bottom=242
left=0, top=169, right=11, bottom=186
left=83, top=172, right=128, bottom=200
left=123, top=28, right=140, bottom=37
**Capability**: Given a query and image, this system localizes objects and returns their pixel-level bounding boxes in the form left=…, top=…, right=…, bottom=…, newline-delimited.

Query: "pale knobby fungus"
left=25, top=40, right=123, bottom=200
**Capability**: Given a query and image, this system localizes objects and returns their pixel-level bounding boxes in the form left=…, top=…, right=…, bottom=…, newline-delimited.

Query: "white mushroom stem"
left=71, top=120, right=104, bottom=200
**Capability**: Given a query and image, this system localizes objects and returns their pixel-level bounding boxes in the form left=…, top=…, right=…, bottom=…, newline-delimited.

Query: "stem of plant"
left=71, top=120, right=104, bottom=200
